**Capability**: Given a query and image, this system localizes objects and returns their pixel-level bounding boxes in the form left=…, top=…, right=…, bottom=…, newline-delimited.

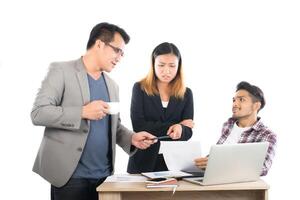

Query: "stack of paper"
left=105, top=174, right=147, bottom=182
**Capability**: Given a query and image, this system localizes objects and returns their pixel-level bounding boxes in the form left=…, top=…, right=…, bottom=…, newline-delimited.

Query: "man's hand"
left=180, top=119, right=194, bottom=129
left=167, top=124, right=182, bottom=139
left=194, top=157, right=208, bottom=169
left=81, top=100, right=109, bottom=120
left=131, top=131, right=156, bottom=149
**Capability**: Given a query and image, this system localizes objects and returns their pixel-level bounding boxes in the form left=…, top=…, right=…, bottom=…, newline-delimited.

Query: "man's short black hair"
left=236, top=81, right=265, bottom=111
left=86, top=22, right=130, bottom=50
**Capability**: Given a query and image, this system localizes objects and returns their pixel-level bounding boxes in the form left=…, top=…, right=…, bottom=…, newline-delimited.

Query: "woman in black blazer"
left=127, top=42, right=194, bottom=173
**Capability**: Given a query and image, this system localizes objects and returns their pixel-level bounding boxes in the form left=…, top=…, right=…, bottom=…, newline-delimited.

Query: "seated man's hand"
left=131, top=131, right=156, bottom=149
left=194, top=157, right=208, bottom=169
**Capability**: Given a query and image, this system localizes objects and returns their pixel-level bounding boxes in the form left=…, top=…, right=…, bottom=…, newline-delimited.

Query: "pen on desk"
left=150, top=135, right=171, bottom=140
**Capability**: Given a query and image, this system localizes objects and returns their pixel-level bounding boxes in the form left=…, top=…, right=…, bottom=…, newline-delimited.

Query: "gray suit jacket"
left=31, top=58, right=134, bottom=187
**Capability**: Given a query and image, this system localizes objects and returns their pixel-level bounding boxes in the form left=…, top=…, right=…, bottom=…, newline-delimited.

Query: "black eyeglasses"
left=105, top=43, right=124, bottom=56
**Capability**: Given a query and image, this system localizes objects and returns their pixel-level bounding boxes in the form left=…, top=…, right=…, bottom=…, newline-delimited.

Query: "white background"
left=0, top=0, right=299, bottom=199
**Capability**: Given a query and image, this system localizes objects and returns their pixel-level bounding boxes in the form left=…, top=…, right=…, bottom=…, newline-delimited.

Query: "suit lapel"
left=103, top=73, right=118, bottom=145
left=165, top=96, right=179, bottom=119
left=75, top=58, right=90, bottom=105
left=150, top=95, right=164, bottom=117
left=148, top=95, right=180, bottom=119
left=103, top=73, right=117, bottom=102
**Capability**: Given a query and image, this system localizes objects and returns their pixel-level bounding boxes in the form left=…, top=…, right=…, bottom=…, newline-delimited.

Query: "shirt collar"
left=227, top=117, right=263, bottom=131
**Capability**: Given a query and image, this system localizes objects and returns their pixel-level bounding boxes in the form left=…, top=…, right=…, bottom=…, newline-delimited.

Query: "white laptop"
left=184, top=142, right=269, bottom=185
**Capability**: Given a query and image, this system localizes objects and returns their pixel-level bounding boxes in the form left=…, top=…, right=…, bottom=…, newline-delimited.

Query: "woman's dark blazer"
left=127, top=82, right=194, bottom=173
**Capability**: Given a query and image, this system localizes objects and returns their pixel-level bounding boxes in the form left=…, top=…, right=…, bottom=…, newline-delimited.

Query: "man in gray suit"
left=31, top=22, right=156, bottom=200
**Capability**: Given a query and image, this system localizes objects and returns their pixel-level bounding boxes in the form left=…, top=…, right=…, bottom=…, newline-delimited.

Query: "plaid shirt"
left=217, top=117, right=277, bottom=176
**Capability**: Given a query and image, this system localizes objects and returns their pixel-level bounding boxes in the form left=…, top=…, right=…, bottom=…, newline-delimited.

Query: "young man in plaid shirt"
left=195, top=81, right=277, bottom=176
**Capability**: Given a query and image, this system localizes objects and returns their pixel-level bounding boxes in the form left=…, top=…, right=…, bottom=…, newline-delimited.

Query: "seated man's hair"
left=236, top=81, right=265, bottom=111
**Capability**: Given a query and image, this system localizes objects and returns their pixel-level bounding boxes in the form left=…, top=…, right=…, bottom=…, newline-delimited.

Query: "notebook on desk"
left=141, top=170, right=192, bottom=179
left=184, top=142, right=269, bottom=185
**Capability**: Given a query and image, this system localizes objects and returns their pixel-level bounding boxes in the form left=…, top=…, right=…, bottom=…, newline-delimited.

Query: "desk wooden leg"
left=264, top=190, right=268, bottom=200
left=99, top=192, right=121, bottom=200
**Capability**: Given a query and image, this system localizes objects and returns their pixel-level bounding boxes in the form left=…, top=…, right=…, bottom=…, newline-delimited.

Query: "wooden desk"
left=97, top=178, right=269, bottom=200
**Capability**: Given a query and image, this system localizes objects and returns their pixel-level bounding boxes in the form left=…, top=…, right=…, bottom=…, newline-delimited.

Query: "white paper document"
left=159, top=141, right=202, bottom=172
left=105, top=174, right=147, bottom=182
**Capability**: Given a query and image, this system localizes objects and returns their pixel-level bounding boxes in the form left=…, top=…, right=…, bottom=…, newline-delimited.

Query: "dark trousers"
left=51, top=177, right=106, bottom=200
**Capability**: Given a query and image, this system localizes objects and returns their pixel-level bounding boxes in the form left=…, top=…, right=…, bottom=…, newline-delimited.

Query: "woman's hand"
left=167, top=124, right=182, bottom=139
